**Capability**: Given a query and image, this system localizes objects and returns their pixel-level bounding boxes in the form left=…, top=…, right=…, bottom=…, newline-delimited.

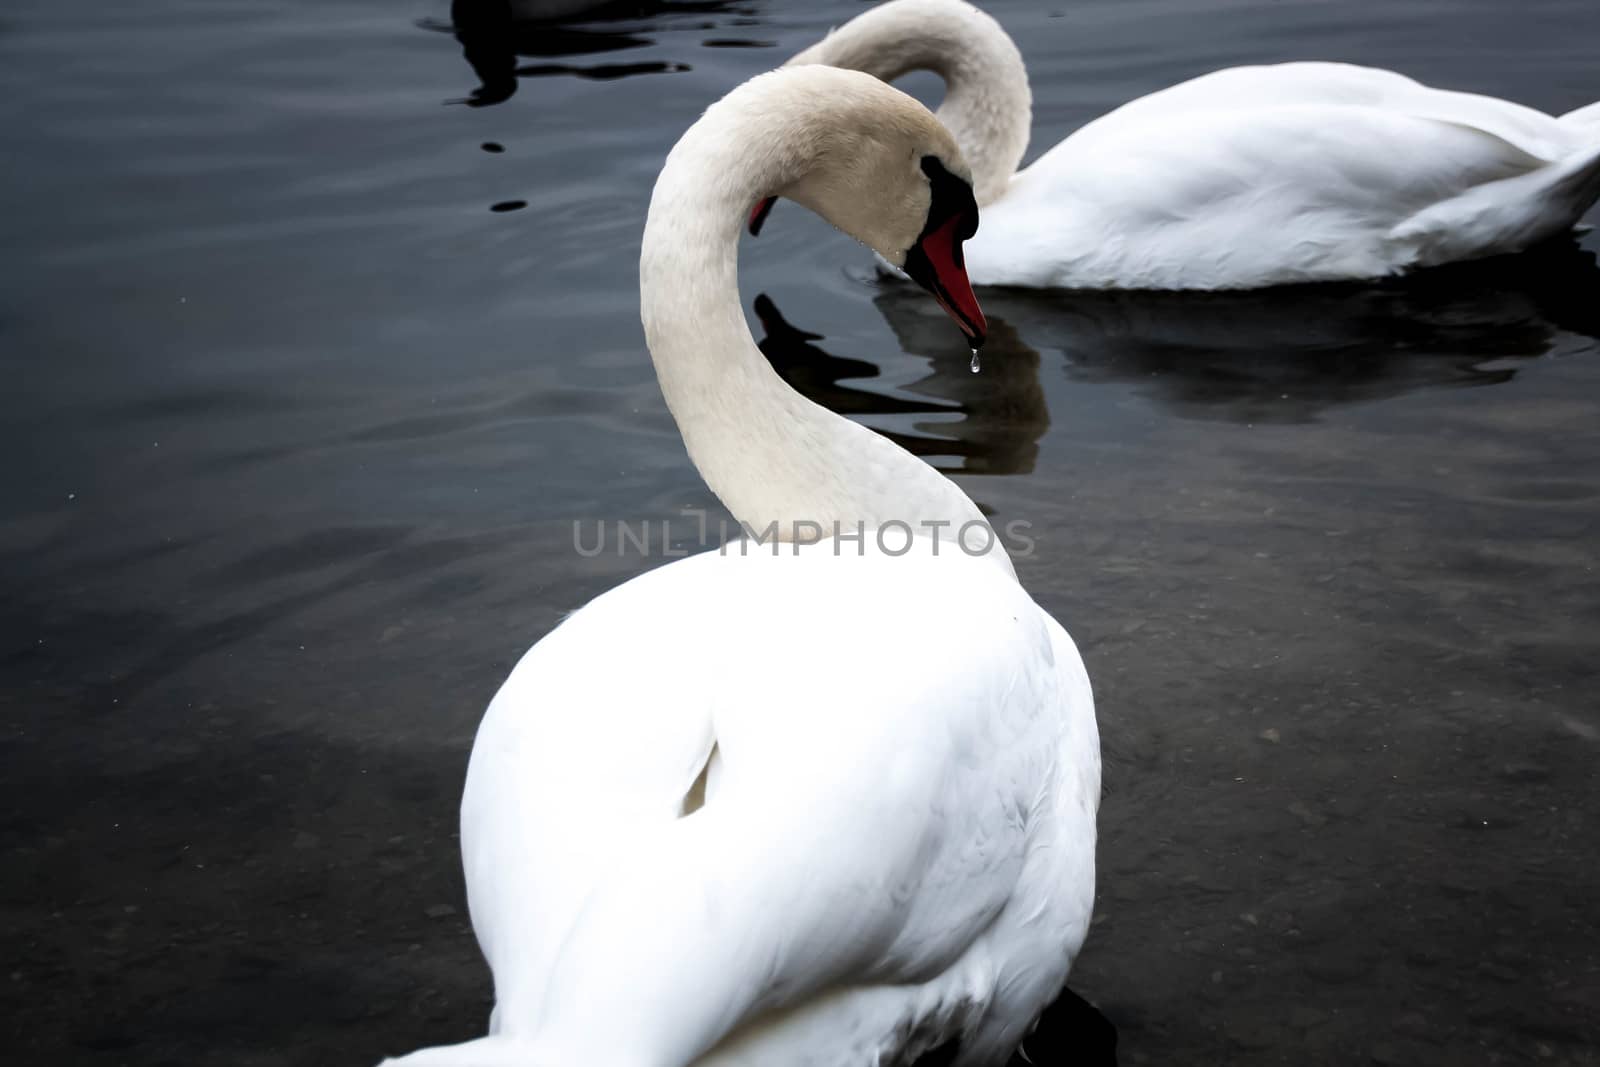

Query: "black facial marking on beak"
left=901, top=156, right=986, bottom=348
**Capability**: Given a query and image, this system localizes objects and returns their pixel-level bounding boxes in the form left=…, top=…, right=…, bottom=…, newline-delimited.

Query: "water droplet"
left=969, top=349, right=981, bottom=374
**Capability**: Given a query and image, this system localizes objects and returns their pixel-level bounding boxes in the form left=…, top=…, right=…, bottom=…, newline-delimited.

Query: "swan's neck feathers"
left=790, top=0, right=1031, bottom=206
left=639, top=72, right=997, bottom=561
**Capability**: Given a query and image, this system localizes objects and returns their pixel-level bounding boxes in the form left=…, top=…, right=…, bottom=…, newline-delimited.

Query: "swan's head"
left=742, top=69, right=987, bottom=348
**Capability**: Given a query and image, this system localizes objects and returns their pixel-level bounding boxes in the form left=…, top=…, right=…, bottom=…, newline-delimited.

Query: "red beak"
left=905, top=214, right=987, bottom=347
left=748, top=196, right=777, bottom=236
left=747, top=189, right=985, bottom=349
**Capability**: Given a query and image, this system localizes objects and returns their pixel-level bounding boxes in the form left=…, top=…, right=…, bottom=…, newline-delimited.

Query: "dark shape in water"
left=514, top=60, right=687, bottom=80
left=433, top=0, right=752, bottom=104
left=905, top=987, right=1118, bottom=1067
left=447, top=0, right=519, bottom=106
left=873, top=238, right=1600, bottom=425
left=754, top=293, right=1049, bottom=477
left=481, top=141, right=506, bottom=152
left=755, top=293, right=877, bottom=390
left=1021, top=987, right=1120, bottom=1067
left=489, top=199, right=527, bottom=212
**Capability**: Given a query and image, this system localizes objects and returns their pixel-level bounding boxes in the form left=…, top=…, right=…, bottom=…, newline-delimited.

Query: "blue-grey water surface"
left=2, top=1, right=1598, bottom=1064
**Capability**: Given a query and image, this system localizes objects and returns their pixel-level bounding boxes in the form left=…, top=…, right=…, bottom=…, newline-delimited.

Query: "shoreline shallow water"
left=2, top=1, right=1598, bottom=1063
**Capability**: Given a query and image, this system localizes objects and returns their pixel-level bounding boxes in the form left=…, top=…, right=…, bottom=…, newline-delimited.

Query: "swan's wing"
left=992, top=64, right=1597, bottom=288
left=461, top=545, right=1068, bottom=1064
left=956, top=610, right=1101, bottom=1064
left=1061, top=62, right=1577, bottom=162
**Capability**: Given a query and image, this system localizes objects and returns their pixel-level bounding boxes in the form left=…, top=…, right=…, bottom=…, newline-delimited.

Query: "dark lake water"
left=3, top=1, right=1598, bottom=1064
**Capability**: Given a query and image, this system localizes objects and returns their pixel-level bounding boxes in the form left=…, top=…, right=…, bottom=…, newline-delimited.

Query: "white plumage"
left=787, top=0, right=1600, bottom=289
left=382, top=67, right=1099, bottom=1067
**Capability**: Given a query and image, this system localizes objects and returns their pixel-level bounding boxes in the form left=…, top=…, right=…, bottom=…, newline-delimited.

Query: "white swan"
left=769, top=0, right=1600, bottom=290
left=382, top=66, right=1099, bottom=1067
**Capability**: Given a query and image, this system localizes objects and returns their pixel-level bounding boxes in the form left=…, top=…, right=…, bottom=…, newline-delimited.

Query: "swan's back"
left=1061, top=63, right=1574, bottom=160
left=448, top=541, right=1095, bottom=1065
left=978, top=62, right=1600, bottom=288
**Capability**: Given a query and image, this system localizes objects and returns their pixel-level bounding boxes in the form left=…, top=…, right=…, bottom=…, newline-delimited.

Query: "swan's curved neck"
left=790, top=0, right=1031, bottom=206
left=639, top=87, right=1003, bottom=567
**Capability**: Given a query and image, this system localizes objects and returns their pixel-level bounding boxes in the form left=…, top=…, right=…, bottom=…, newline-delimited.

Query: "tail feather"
left=1559, top=100, right=1600, bottom=137
left=1547, top=104, right=1600, bottom=229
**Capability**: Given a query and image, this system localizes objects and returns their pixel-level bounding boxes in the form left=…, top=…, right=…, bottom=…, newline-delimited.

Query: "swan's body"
left=787, top=0, right=1600, bottom=290
left=383, top=67, right=1099, bottom=1067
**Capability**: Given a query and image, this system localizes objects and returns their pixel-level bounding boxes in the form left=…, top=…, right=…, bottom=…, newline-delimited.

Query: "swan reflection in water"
left=430, top=0, right=760, bottom=105
left=1003, top=241, right=1600, bottom=423
left=764, top=240, right=1600, bottom=445
left=755, top=292, right=1051, bottom=478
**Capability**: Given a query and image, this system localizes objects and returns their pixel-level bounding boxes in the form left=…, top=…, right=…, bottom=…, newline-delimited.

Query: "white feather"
left=787, top=0, right=1600, bottom=289
left=380, top=67, right=1099, bottom=1067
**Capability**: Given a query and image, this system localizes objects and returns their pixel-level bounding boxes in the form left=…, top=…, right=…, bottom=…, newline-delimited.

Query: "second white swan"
left=770, top=0, right=1600, bottom=290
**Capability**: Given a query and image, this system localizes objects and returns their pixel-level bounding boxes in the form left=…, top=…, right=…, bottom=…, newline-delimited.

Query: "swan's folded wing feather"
left=1063, top=62, right=1575, bottom=163
left=460, top=546, right=1061, bottom=1063
left=459, top=559, right=725, bottom=1023
left=998, top=84, right=1585, bottom=287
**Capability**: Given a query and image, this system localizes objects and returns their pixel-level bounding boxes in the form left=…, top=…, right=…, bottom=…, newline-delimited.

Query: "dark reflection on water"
left=870, top=239, right=1600, bottom=425
left=760, top=291, right=1049, bottom=477
left=767, top=239, right=1600, bottom=476
left=2, top=0, right=1599, bottom=1065
left=432, top=0, right=760, bottom=103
